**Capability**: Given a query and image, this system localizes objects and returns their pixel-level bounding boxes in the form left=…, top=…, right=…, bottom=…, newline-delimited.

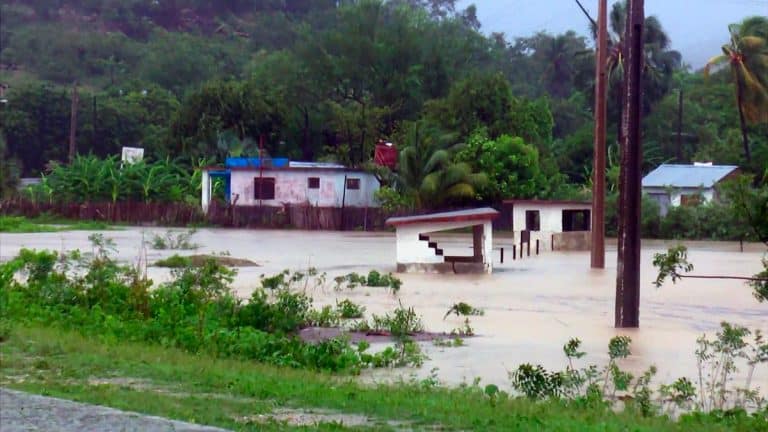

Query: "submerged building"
left=201, top=158, right=380, bottom=212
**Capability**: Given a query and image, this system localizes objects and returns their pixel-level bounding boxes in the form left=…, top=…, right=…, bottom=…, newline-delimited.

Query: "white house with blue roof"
left=642, top=163, right=740, bottom=216
left=201, top=158, right=380, bottom=212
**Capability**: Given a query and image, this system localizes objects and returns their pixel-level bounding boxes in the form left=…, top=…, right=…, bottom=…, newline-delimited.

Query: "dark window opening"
left=346, top=178, right=360, bottom=190
left=254, top=177, right=276, bottom=200
left=562, top=210, right=591, bottom=232
left=308, top=177, right=320, bottom=189
left=525, top=210, right=540, bottom=231
left=681, top=194, right=702, bottom=207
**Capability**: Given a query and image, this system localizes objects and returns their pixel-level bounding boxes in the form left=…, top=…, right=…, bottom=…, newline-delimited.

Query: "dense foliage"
left=24, top=155, right=205, bottom=204
left=0, top=0, right=766, bottom=212
left=0, top=243, right=424, bottom=373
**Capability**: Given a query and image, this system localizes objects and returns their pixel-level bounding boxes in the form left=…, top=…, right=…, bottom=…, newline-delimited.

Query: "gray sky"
left=458, top=0, right=768, bottom=68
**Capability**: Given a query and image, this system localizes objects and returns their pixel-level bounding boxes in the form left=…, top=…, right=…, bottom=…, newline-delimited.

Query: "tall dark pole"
left=615, top=0, right=644, bottom=328
left=68, top=82, right=79, bottom=163
left=676, top=88, right=683, bottom=162
left=591, top=0, right=608, bottom=269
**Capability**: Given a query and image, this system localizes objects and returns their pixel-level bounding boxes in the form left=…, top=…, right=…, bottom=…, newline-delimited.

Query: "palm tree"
left=575, top=0, right=681, bottom=141
left=705, top=16, right=768, bottom=163
left=393, top=122, right=486, bottom=209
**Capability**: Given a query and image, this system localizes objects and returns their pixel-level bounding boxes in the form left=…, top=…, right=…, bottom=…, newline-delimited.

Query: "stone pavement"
left=0, top=388, right=230, bottom=432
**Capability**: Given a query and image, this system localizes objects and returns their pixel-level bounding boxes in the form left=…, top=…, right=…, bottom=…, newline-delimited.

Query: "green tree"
left=455, top=130, right=549, bottom=201
left=424, top=73, right=553, bottom=146
left=392, top=121, right=486, bottom=209
left=706, top=16, right=768, bottom=163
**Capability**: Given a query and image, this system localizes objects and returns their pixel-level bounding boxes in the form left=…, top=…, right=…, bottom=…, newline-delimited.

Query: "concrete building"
left=201, top=158, right=380, bottom=212
left=386, top=208, right=499, bottom=274
left=642, top=163, right=740, bottom=216
left=502, top=200, right=592, bottom=251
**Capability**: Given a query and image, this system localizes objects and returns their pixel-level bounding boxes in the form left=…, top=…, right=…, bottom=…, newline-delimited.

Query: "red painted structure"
left=374, top=141, right=398, bottom=169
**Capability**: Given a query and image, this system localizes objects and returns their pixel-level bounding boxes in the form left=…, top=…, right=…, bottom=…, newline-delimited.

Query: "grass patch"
left=2, top=324, right=764, bottom=432
left=0, top=216, right=115, bottom=233
left=154, top=254, right=260, bottom=268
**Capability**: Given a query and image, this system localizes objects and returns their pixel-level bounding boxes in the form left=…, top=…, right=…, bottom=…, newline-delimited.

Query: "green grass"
left=0, top=216, right=115, bottom=233
left=1, top=324, right=764, bottom=432
left=154, top=254, right=259, bottom=268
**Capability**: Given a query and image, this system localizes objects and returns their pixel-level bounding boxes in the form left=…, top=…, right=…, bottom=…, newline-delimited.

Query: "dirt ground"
left=1, top=228, right=766, bottom=393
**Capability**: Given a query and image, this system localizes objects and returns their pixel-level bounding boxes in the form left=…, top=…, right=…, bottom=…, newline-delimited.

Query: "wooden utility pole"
left=676, top=89, right=683, bottom=161
left=615, top=0, right=644, bottom=328
left=591, top=0, right=608, bottom=269
left=68, top=82, right=79, bottom=163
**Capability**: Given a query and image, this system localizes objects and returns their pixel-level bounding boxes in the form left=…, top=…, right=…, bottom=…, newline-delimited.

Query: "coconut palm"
left=705, top=16, right=768, bottom=163
left=393, top=121, right=486, bottom=209
left=575, top=0, right=682, bottom=141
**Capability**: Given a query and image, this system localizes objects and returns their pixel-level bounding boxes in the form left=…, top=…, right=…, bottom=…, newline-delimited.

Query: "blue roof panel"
left=642, top=164, right=738, bottom=188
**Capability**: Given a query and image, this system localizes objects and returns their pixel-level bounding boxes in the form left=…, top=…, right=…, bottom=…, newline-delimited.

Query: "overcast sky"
left=458, top=0, right=768, bottom=68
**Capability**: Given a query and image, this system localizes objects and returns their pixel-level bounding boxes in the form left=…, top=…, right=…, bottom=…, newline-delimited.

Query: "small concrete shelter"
left=502, top=199, right=592, bottom=251
left=386, top=208, right=499, bottom=274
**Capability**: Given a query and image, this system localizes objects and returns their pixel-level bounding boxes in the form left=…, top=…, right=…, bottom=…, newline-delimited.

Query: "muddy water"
left=2, top=228, right=766, bottom=393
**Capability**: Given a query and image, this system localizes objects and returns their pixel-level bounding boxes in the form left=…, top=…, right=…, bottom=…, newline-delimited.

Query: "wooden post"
left=500, top=247, right=504, bottom=263
left=591, top=0, right=607, bottom=269
left=615, top=0, right=644, bottom=328
left=513, top=245, right=517, bottom=260
left=676, top=88, right=684, bottom=161
left=68, top=82, right=79, bottom=163
left=472, top=225, right=483, bottom=262
left=340, top=175, right=347, bottom=231
left=536, top=239, right=540, bottom=255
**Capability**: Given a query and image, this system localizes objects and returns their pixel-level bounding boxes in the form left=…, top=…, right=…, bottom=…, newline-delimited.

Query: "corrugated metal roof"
left=288, top=161, right=346, bottom=169
left=642, top=164, right=739, bottom=188
left=386, top=208, right=499, bottom=226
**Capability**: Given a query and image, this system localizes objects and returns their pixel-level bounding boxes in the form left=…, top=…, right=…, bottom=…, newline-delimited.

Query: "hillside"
left=0, top=1, right=766, bottom=188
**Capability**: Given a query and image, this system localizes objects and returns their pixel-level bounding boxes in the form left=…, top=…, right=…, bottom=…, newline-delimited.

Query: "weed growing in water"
left=365, top=302, right=424, bottom=338
left=333, top=270, right=402, bottom=294
left=151, top=229, right=200, bottom=250
left=433, top=337, right=465, bottom=348
left=450, top=318, right=475, bottom=337
left=508, top=329, right=768, bottom=417
left=444, top=302, right=484, bottom=319
left=336, top=299, right=366, bottom=319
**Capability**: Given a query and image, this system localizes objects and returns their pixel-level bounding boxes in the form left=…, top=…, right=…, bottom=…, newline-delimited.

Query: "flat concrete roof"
left=503, top=199, right=591, bottom=207
left=386, top=207, right=499, bottom=227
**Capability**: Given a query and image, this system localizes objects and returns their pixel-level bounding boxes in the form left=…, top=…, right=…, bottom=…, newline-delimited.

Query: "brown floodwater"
left=2, top=228, right=766, bottom=393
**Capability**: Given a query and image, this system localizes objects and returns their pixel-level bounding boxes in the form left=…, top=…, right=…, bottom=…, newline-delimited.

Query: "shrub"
left=0, top=247, right=425, bottom=374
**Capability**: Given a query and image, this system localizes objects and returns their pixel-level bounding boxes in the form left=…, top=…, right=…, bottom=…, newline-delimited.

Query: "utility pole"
left=676, top=89, right=683, bottom=162
left=68, top=82, right=79, bottom=163
left=615, top=0, right=644, bottom=328
left=591, top=0, right=608, bottom=269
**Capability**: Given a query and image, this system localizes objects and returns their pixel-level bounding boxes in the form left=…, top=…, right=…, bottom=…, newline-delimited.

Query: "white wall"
left=228, top=170, right=379, bottom=207
left=395, top=220, right=494, bottom=273
left=201, top=170, right=211, bottom=212
left=643, top=187, right=715, bottom=214
left=510, top=203, right=591, bottom=252
left=670, top=189, right=715, bottom=207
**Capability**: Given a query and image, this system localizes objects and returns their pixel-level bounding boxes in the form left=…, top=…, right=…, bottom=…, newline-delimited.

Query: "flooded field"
left=2, top=228, right=766, bottom=393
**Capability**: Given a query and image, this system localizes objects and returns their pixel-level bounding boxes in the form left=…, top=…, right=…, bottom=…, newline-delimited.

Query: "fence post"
left=500, top=247, right=504, bottom=263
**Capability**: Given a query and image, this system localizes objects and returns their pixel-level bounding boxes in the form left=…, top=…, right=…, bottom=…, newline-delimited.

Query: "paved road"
left=0, top=388, right=230, bottom=432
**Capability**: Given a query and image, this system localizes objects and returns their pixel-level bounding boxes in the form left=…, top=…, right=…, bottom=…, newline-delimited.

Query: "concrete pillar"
left=201, top=171, right=211, bottom=213
left=483, top=221, right=493, bottom=273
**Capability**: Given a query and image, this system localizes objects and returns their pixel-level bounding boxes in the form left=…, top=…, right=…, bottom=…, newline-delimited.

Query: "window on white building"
left=254, top=177, right=275, bottom=200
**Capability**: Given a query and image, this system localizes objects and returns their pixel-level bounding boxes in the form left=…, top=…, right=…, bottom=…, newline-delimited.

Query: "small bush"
left=0, top=248, right=421, bottom=374
left=336, top=299, right=366, bottom=319
left=151, top=229, right=200, bottom=250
